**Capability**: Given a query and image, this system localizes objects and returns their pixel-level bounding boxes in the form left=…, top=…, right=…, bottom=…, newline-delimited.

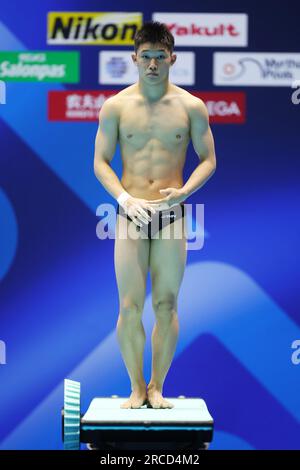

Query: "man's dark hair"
left=134, top=21, right=174, bottom=54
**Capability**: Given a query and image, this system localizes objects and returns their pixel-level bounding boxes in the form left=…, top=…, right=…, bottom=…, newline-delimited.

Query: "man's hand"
left=150, top=187, right=187, bottom=209
left=122, top=197, right=156, bottom=227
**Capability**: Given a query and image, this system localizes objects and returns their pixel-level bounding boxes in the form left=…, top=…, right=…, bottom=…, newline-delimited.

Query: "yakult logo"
left=152, top=13, right=248, bottom=46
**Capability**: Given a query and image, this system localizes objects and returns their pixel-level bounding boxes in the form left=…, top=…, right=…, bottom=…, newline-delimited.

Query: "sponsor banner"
left=0, top=52, right=79, bottom=82
left=191, top=92, right=246, bottom=123
left=47, top=12, right=142, bottom=45
left=99, top=51, right=195, bottom=85
left=48, top=90, right=245, bottom=123
left=213, top=52, right=300, bottom=86
left=152, top=13, right=248, bottom=46
left=48, top=90, right=117, bottom=121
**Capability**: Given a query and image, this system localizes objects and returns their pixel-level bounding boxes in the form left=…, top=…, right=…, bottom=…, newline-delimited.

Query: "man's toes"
left=158, top=399, right=174, bottom=409
left=150, top=400, right=161, bottom=409
left=147, top=399, right=157, bottom=408
left=120, top=401, right=131, bottom=409
left=122, top=397, right=147, bottom=409
left=165, top=401, right=174, bottom=408
left=131, top=401, right=142, bottom=409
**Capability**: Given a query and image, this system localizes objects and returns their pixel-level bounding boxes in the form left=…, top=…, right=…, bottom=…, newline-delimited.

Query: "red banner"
left=48, top=90, right=246, bottom=123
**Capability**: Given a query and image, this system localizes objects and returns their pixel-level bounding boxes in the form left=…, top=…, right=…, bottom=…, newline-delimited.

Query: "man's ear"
left=171, top=53, right=177, bottom=66
left=131, top=53, right=137, bottom=65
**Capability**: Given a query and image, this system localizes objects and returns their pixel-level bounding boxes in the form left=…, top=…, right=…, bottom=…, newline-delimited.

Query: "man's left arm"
left=181, top=99, right=216, bottom=199
left=152, top=99, right=216, bottom=207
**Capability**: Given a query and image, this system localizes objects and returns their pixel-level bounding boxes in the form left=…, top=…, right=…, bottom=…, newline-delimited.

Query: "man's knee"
left=119, top=298, right=143, bottom=320
left=153, top=294, right=177, bottom=317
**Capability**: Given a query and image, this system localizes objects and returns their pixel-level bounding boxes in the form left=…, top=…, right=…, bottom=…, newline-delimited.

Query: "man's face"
left=132, top=42, right=176, bottom=84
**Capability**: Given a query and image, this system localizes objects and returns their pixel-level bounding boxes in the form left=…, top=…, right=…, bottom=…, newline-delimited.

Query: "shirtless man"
left=94, top=22, right=216, bottom=409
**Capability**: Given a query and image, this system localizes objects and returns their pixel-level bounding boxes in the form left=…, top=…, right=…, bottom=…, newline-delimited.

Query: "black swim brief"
left=117, top=202, right=185, bottom=239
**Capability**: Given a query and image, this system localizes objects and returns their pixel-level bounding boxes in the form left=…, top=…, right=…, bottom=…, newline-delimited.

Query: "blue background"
left=0, top=0, right=300, bottom=450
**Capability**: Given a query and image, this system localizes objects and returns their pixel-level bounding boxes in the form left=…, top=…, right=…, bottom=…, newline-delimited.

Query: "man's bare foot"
left=147, top=386, right=174, bottom=409
left=120, top=387, right=148, bottom=409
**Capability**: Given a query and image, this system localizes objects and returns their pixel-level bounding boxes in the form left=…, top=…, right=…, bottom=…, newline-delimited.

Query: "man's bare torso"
left=113, top=83, right=197, bottom=200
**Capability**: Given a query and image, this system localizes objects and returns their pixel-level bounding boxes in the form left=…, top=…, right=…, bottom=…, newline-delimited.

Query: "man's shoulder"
left=102, top=85, right=138, bottom=112
left=117, top=83, right=137, bottom=96
left=99, top=88, right=130, bottom=120
left=111, top=84, right=138, bottom=102
left=171, top=85, right=207, bottom=112
left=178, top=90, right=209, bottom=123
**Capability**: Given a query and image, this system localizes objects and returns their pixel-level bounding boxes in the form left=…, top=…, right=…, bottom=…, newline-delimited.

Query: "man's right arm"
left=94, top=97, right=156, bottom=225
left=93, top=97, right=126, bottom=200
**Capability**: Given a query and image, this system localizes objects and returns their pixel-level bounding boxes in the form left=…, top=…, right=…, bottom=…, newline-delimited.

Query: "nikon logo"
left=47, top=12, right=142, bottom=45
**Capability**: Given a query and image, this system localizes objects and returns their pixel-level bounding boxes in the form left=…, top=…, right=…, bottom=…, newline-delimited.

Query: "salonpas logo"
left=0, top=52, right=79, bottom=82
left=47, top=12, right=142, bottom=45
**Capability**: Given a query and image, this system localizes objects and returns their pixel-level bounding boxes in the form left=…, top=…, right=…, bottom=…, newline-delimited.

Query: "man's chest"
left=119, top=100, right=190, bottom=149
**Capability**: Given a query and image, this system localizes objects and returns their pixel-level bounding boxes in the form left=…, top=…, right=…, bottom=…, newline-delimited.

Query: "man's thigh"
left=149, top=217, right=187, bottom=306
left=114, top=213, right=150, bottom=311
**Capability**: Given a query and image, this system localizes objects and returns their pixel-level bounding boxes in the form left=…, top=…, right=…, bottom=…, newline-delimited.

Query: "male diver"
left=94, top=22, right=216, bottom=409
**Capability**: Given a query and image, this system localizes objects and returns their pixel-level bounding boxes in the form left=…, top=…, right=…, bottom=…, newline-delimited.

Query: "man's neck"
left=137, top=79, right=170, bottom=103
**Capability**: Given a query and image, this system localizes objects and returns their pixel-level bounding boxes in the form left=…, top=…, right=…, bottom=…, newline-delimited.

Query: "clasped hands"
left=123, top=187, right=186, bottom=228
